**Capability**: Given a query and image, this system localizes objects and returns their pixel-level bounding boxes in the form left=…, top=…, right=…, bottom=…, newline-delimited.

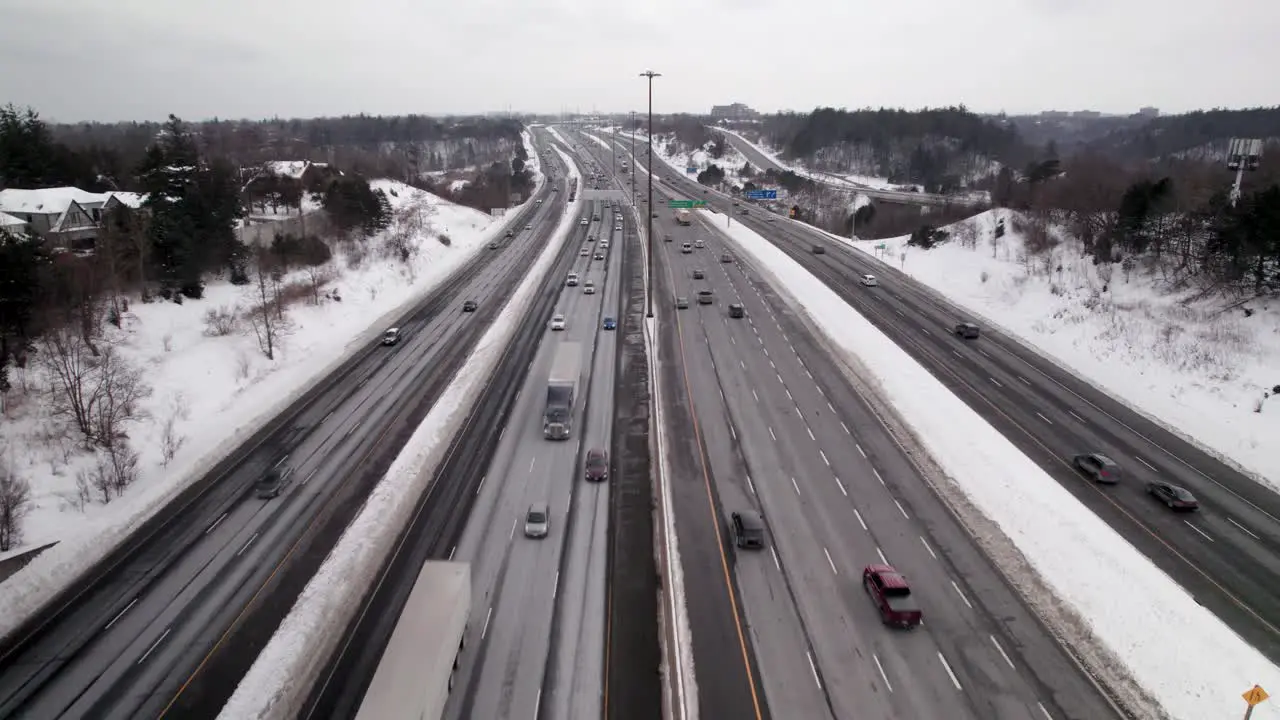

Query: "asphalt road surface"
left=0, top=144, right=569, bottom=720
left=647, top=152, right=1280, bottom=667
left=446, top=193, right=625, bottom=720
left=580, top=131, right=1121, bottom=720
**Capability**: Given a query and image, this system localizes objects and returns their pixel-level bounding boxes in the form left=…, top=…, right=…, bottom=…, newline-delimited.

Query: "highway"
left=0, top=134, right=570, bottom=719
left=577, top=130, right=1121, bottom=720
left=641, top=136, right=1280, bottom=669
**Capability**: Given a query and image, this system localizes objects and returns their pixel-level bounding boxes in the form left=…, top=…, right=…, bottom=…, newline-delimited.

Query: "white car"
left=580, top=247, right=590, bottom=256
left=614, top=225, right=622, bottom=231
left=583, top=282, right=596, bottom=295
left=580, top=219, right=589, bottom=226
left=859, top=274, right=878, bottom=287
left=694, top=239, right=705, bottom=248
left=551, top=314, right=566, bottom=331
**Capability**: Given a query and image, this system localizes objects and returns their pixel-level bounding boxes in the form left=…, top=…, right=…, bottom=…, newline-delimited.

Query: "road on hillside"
left=0, top=138, right=570, bottom=720
left=645, top=151, right=1280, bottom=669
left=577, top=130, right=1121, bottom=720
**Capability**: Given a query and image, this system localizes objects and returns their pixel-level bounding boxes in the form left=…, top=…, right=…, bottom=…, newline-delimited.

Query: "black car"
left=728, top=303, right=745, bottom=318
left=1147, top=481, right=1199, bottom=511
left=1073, top=453, right=1121, bottom=484
left=585, top=448, right=609, bottom=482
left=462, top=300, right=478, bottom=312
left=255, top=468, right=286, bottom=499
left=720, top=253, right=733, bottom=263
left=811, top=245, right=826, bottom=254
left=730, top=510, right=765, bottom=549
left=954, top=322, right=980, bottom=339
left=692, top=269, right=705, bottom=279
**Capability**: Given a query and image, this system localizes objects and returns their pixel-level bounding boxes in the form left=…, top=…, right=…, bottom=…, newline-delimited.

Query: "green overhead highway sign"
left=668, top=200, right=707, bottom=209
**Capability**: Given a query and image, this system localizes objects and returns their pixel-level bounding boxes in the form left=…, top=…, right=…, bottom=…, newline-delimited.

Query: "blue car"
left=602, top=317, right=617, bottom=331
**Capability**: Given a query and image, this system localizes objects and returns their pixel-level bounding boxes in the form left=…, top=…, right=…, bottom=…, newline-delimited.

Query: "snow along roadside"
left=703, top=209, right=1280, bottom=720
left=0, top=139, right=545, bottom=643
left=215, top=147, right=581, bottom=720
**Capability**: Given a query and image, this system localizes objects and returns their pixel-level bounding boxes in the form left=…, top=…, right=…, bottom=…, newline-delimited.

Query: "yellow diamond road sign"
left=1243, top=684, right=1269, bottom=706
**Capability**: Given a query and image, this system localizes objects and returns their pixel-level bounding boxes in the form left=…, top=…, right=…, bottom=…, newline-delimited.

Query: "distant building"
left=1071, top=110, right=1102, bottom=119
left=0, top=187, right=148, bottom=249
left=1138, top=106, right=1160, bottom=118
left=1039, top=110, right=1070, bottom=119
left=711, top=103, right=757, bottom=120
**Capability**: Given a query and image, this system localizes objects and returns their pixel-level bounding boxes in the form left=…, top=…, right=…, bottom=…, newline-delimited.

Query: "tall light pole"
left=640, top=70, right=661, bottom=318
left=629, top=111, right=637, bottom=207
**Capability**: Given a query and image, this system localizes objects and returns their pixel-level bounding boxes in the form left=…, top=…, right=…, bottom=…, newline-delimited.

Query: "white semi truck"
left=544, top=341, right=581, bottom=440
left=355, top=562, right=471, bottom=720
left=675, top=209, right=692, bottom=225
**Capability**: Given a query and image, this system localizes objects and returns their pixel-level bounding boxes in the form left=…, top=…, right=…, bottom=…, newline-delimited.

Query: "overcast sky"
left=2, top=0, right=1277, bottom=123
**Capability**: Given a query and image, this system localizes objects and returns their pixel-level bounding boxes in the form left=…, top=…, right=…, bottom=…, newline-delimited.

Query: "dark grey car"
left=731, top=510, right=765, bottom=549
left=1073, top=453, right=1121, bottom=484
left=255, top=468, right=286, bottom=499
left=954, top=322, right=980, bottom=339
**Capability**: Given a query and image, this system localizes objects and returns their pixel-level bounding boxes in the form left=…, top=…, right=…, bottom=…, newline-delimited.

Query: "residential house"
left=1, top=211, right=28, bottom=236
left=0, top=187, right=148, bottom=250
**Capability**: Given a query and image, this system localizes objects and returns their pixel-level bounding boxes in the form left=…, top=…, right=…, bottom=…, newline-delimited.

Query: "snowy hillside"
left=848, top=210, right=1280, bottom=487
left=0, top=180, right=508, bottom=565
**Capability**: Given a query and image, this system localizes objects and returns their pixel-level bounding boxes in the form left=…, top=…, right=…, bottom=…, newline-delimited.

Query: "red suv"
left=863, top=564, right=922, bottom=628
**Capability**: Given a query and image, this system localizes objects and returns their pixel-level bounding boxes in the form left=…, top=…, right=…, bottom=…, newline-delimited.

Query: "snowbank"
left=583, top=133, right=611, bottom=151
left=705, top=209, right=1280, bottom=720
left=546, top=125, right=569, bottom=147
left=0, top=180, right=536, bottom=640
left=217, top=147, right=582, bottom=719
left=846, top=210, right=1280, bottom=488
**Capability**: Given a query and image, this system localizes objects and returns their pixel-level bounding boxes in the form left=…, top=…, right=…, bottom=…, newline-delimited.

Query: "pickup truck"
left=863, top=564, right=922, bottom=628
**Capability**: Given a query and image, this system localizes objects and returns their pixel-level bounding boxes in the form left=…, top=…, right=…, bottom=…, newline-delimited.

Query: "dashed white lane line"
left=873, top=654, right=894, bottom=692
left=1036, top=412, right=1054, bottom=425
left=740, top=359, right=745, bottom=369
left=952, top=350, right=963, bottom=359
left=1185, top=521, right=1214, bottom=542
left=938, top=652, right=963, bottom=691
left=528, top=457, right=536, bottom=473
left=1019, top=376, right=1032, bottom=386
left=989, top=377, right=1003, bottom=388
left=834, top=475, right=848, bottom=496
left=855, top=443, right=866, bottom=458
left=1068, top=409, right=1085, bottom=422
left=776, top=372, right=784, bottom=384
left=872, top=468, right=885, bottom=486
left=770, top=547, right=781, bottom=570
left=481, top=606, right=494, bottom=640
left=950, top=580, right=973, bottom=609
left=746, top=474, right=756, bottom=495
left=509, top=517, right=517, bottom=540
left=807, top=651, right=823, bottom=689
left=1137, top=456, right=1158, bottom=472
left=853, top=508, right=867, bottom=530
left=842, top=421, right=852, bottom=435
left=791, top=477, right=801, bottom=495
left=990, top=635, right=1015, bottom=669
left=826, top=401, right=835, bottom=413
left=894, top=500, right=909, bottom=519
left=1228, top=517, right=1260, bottom=539
left=730, top=424, right=737, bottom=441
left=762, top=346, right=769, bottom=357
left=1038, top=702, right=1054, bottom=719
left=752, top=388, right=759, bottom=402
left=769, top=427, right=777, bottom=441
left=823, top=547, right=838, bottom=574
left=876, top=547, right=889, bottom=565
left=920, top=536, right=937, bottom=560
left=805, top=424, right=815, bottom=440
left=921, top=327, right=932, bottom=336
left=820, top=450, right=830, bottom=466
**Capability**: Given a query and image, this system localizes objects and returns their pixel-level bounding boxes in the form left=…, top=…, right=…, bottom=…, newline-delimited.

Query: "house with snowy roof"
left=0, top=187, right=149, bottom=249
left=1, top=211, right=28, bottom=235
left=259, top=160, right=338, bottom=189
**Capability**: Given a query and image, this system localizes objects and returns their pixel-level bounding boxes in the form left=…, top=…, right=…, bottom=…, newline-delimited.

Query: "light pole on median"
left=640, top=70, right=661, bottom=319
left=629, top=111, right=637, bottom=207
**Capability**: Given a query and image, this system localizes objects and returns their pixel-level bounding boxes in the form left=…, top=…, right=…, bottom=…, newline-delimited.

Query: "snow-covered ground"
left=546, top=125, right=569, bottom=147
left=707, top=209, right=1280, bottom=720
left=714, top=126, right=924, bottom=193
left=217, top=139, right=582, bottom=720
left=0, top=136, right=543, bottom=637
left=842, top=209, right=1280, bottom=488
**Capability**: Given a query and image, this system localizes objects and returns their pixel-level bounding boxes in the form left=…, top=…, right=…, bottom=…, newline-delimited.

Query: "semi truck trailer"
left=675, top=209, right=692, bottom=225
left=544, top=341, right=581, bottom=440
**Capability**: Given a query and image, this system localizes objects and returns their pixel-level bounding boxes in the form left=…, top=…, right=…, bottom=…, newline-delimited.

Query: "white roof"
left=106, top=191, right=146, bottom=208
left=263, top=160, right=329, bottom=180
left=0, top=187, right=108, bottom=215
left=0, top=211, right=26, bottom=227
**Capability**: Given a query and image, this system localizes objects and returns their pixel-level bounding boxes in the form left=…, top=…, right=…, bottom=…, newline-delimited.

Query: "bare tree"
left=304, top=264, right=332, bottom=305
left=0, top=452, right=31, bottom=551
left=40, top=328, right=151, bottom=446
left=247, top=250, right=288, bottom=359
left=159, top=392, right=190, bottom=466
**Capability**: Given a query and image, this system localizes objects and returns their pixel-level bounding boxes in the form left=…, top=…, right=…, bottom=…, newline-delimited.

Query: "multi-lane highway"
left=576, top=130, right=1122, bottom=720
left=642, top=135, right=1280, bottom=669
left=0, top=136, right=570, bottom=719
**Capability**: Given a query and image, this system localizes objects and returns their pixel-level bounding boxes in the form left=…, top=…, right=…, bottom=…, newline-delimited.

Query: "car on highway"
left=675, top=296, right=689, bottom=309
left=602, top=317, right=617, bottom=330
left=583, top=281, right=596, bottom=295
left=664, top=234, right=673, bottom=242
left=720, top=253, right=733, bottom=263
left=1073, top=453, right=1121, bottom=484
left=954, top=322, right=981, bottom=339
left=593, top=214, right=600, bottom=220
left=255, top=468, right=287, bottom=500
left=694, top=239, right=705, bottom=248
left=536, top=199, right=543, bottom=204
left=859, top=274, right=878, bottom=287
left=585, top=448, right=609, bottom=481
left=811, top=244, right=825, bottom=254
left=488, top=241, right=500, bottom=250
left=524, top=503, right=550, bottom=539
left=566, top=272, right=579, bottom=286
left=462, top=300, right=477, bottom=312
left=681, top=242, right=693, bottom=254
left=739, top=209, right=749, bottom=216
left=615, top=225, right=622, bottom=231
left=580, top=247, right=590, bottom=256
left=550, top=314, right=566, bottom=331
left=692, top=269, right=705, bottom=279
left=506, top=229, right=514, bottom=238
left=599, top=240, right=609, bottom=249
left=651, top=212, right=658, bottom=218
left=728, top=303, right=745, bottom=318
left=580, top=218, right=589, bottom=226
left=863, top=564, right=922, bottom=628
left=594, top=252, right=605, bottom=260
left=732, top=200, right=740, bottom=206
left=730, top=510, right=765, bottom=549
left=525, top=223, right=532, bottom=230
left=697, top=290, right=714, bottom=305
left=1147, top=481, right=1200, bottom=511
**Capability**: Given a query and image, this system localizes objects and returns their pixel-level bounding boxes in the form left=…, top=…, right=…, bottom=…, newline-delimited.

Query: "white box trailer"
left=355, top=562, right=471, bottom=720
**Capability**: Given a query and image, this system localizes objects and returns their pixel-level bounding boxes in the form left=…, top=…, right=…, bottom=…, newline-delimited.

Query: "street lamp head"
left=639, top=70, right=662, bottom=79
